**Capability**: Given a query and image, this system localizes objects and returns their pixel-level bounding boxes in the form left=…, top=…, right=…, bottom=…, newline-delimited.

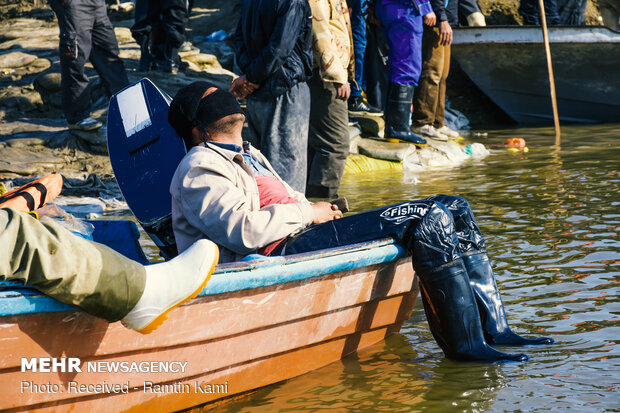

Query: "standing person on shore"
left=131, top=0, right=189, bottom=74
left=231, top=0, right=313, bottom=193
left=131, top=0, right=158, bottom=72
left=48, top=0, right=129, bottom=131
left=519, top=0, right=561, bottom=25
left=348, top=0, right=383, bottom=116
left=363, top=9, right=390, bottom=111
left=374, top=0, right=436, bottom=146
left=452, top=0, right=486, bottom=26
left=306, top=0, right=354, bottom=199
left=411, top=0, right=460, bottom=141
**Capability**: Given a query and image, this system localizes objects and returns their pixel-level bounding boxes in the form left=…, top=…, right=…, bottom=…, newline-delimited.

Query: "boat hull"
left=0, top=246, right=417, bottom=411
left=452, top=26, right=620, bottom=124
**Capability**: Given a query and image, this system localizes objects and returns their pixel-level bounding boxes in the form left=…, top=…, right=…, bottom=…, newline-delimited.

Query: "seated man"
left=0, top=207, right=218, bottom=334
left=168, top=82, right=553, bottom=361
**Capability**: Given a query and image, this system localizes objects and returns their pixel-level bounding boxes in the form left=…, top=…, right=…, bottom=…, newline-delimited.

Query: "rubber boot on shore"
left=385, top=83, right=427, bottom=146
left=462, top=251, right=555, bottom=346
left=409, top=202, right=527, bottom=362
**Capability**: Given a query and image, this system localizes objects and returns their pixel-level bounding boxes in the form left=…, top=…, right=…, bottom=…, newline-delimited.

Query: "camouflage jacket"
left=309, top=0, right=355, bottom=84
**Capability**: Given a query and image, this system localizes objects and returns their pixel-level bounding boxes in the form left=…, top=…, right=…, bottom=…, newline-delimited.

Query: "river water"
left=205, top=123, right=619, bottom=412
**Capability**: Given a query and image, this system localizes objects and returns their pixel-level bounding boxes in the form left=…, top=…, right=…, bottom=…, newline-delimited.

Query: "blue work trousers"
left=349, top=0, right=368, bottom=97
left=375, top=0, right=424, bottom=86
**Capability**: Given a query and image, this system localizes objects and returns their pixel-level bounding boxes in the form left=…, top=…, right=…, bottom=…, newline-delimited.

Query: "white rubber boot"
left=122, top=239, right=219, bottom=333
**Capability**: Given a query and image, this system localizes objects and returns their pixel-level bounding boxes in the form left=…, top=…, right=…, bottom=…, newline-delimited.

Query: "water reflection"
left=205, top=124, right=619, bottom=412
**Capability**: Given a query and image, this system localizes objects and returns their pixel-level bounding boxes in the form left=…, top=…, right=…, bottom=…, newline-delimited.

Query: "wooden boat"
left=451, top=26, right=620, bottom=124
left=0, top=220, right=417, bottom=412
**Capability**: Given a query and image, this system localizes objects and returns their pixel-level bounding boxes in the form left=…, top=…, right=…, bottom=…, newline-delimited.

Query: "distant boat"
left=452, top=26, right=620, bottom=124
left=0, top=220, right=417, bottom=412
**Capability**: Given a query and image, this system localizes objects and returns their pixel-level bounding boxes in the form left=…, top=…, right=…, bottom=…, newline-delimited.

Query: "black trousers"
left=278, top=195, right=486, bottom=271
left=131, top=0, right=188, bottom=50
left=131, top=0, right=160, bottom=45
left=364, top=22, right=389, bottom=111
left=50, top=0, right=129, bottom=123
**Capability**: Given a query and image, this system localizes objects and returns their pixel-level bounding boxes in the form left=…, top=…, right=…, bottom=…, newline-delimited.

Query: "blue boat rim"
left=0, top=239, right=409, bottom=317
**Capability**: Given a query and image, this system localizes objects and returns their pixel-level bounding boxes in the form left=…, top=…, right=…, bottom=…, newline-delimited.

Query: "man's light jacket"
left=170, top=142, right=314, bottom=263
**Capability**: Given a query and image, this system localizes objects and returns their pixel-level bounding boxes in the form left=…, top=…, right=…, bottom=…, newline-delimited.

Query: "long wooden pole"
left=538, top=0, right=561, bottom=145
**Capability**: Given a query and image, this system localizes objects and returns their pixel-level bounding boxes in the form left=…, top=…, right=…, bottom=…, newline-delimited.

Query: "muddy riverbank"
left=0, top=0, right=608, bottom=195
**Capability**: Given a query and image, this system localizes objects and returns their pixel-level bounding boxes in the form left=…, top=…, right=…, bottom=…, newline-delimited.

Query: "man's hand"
left=439, top=20, right=453, bottom=46
left=229, top=75, right=259, bottom=99
left=312, top=202, right=343, bottom=224
left=334, top=82, right=351, bottom=101
left=423, top=12, right=437, bottom=27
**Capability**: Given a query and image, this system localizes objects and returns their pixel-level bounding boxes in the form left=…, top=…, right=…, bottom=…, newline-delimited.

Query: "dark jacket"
left=430, top=0, right=453, bottom=25
left=235, top=0, right=313, bottom=101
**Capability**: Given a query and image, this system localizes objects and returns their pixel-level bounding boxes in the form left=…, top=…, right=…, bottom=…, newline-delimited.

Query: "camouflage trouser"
left=0, top=208, right=145, bottom=321
left=245, top=82, right=311, bottom=193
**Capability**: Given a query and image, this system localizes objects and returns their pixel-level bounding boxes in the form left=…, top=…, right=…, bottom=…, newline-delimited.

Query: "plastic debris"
left=445, top=98, right=470, bottom=131
left=37, top=204, right=95, bottom=239
left=505, top=137, right=529, bottom=152
left=505, top=137, right=526, bottom=148
left=201, top=30, right=228, bottom=42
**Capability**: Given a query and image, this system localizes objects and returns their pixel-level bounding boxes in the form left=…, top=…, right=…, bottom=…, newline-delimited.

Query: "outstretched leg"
left=0, top=208, right=217, bottom=334
left=276, top=198, right=535, bottom=360
left=430, top=195, right=554, bottom=346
